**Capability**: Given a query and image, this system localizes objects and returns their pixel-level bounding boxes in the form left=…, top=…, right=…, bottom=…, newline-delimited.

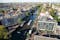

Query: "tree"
left=0, top=25, right=8, bottom=39
left=49, top=8, right=59, bottom=22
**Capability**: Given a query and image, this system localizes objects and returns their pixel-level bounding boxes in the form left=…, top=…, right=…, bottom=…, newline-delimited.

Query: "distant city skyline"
left=0, top=0, right=60, bottom=3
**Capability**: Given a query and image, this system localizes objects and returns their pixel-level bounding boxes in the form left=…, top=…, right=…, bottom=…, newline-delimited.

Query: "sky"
left=0, top=0, right=60, bottom=3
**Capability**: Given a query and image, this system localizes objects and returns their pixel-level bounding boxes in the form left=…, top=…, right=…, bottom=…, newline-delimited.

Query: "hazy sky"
left=0, top=0, right=60, bottom=3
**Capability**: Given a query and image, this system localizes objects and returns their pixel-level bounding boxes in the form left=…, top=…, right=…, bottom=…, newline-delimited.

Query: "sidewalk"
left=34, top=35, right=59, bottom=40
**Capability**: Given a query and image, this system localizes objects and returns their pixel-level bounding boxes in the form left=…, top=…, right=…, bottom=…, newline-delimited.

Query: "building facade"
left=37, top=15, right=57, bottom=34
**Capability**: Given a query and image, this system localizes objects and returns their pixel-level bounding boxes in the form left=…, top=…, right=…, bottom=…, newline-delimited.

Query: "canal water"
left=10, top=8, right=38, bottom=40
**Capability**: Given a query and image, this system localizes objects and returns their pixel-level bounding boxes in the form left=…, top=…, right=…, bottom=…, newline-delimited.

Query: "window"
left=38, top=22, right=46, bottom=29
left=46, top=23, right=54, bottom=30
